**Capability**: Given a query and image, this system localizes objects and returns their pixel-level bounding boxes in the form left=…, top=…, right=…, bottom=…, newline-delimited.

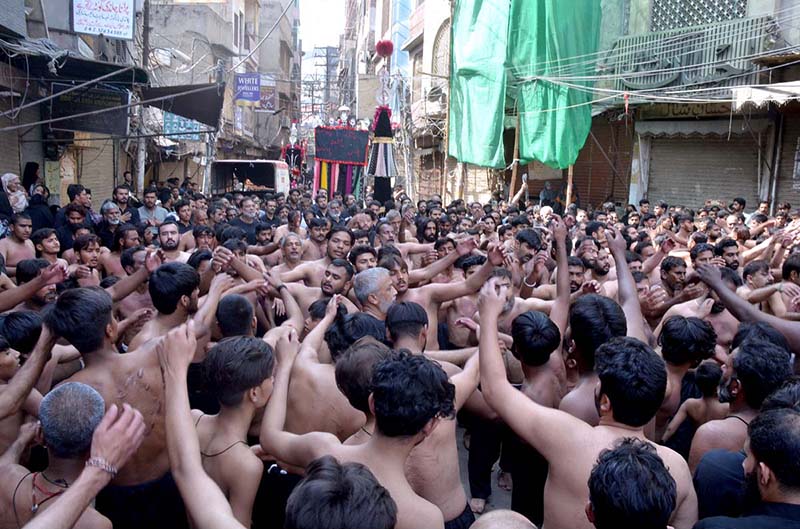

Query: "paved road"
left=456, top=425, right=512, bottom=515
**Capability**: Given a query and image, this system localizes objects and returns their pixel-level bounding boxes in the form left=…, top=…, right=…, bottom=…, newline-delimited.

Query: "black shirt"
left=229, top=217, right=258, bottom=244
left=694, top=502, right=800, bottom=529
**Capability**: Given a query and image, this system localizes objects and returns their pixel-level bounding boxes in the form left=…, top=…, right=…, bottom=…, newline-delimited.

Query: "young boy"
left=193, top=336, right=275, bottom=526
left=67, top=234, right=103, bottom=287
left=661, top=361, right=728, bottom=443
left=31, top=228, right=68, bottom=269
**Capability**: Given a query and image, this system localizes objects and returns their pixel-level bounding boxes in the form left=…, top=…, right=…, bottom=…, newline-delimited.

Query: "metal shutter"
left=775, top=117, right=800, bottom=208
left=648, top=137, right=759, bottom=209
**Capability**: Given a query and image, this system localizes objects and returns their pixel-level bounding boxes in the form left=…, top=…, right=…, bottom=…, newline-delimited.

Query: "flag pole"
left=565, top=164, right=574, bottom=210
left=509, top=113, right=520, bottom=202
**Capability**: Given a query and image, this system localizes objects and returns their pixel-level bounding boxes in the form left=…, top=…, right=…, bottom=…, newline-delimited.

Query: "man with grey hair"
left=96, top=200, right=122, bottom=249
left=353, top=267, right=396, bottom=322
left=0, top=382, right=112, bottom=527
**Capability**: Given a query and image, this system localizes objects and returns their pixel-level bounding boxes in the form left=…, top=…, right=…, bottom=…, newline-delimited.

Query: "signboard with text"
left=72, top=0, right=134, bottom=39
left=260, top=74, right=277, bottom=111
left=50, top=83, right=130, bottom=136
left=163, top=111, right=202, bottom=141
left=314, top=127, right=369, bottom=166
left=234, top=73, right=261, bottom=106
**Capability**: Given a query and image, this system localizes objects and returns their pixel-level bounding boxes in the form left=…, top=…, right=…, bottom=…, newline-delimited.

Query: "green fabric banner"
left=448, top=0, right=601, bottom=170
left=448, top=0, right=511, bottom=169
left=509, top=0, right=601, bottom=169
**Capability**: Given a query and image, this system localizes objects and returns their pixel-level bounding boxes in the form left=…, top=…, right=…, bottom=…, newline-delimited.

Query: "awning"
left=141, top=83, right=224, bottom=128
left=635, top=118, right=771, bottom=138
left=732, top=81, right=800, bottom=111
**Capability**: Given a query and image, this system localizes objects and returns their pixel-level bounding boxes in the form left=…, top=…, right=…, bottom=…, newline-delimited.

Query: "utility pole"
left=136, top=0, right=150, bottom=194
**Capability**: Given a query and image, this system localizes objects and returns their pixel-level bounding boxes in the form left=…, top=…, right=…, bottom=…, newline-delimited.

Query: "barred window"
left=651, top=0, right=748, bottom=31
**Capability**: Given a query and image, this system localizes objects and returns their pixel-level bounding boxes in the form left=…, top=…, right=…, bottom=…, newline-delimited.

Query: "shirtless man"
left=0, top=214, right=34, bottom=277
left=158, top=221, right=191, bottom=263
left=43, top=287, right=191, bottom=529
left=30, top=228, right=68, bottom=269
left=0, top=383, right=112, bottom=529
left=271, top=233, right=304, bottom=274
left=349, top=245, right=378, bottom=272
left=380, top=243, right=503, bottom=350
left=302, top=218, right=328, bottom=260
left=259, top=302, right=453, bottom=529
left=688, top=338, right=791, bottom=472
left=13, top=259, right=59, bottom=311
left=68, top=235, right=103, bottom=287
left=282, top=227, right=353, bottom=288
left=654, top=316, right=717, bottom=442
left=737, top=260, right=789, bottom=317
left=271, top=260, right=358, bottom=315
left=478, top=279, right=698, bottom=529
left=273, top=210, right=306, bottom=243
left=558, top=228, right=648, bottom=425
left=115, top=246, right=154, bottom=322
left=99, top=224, right=140, bottom=278
left=661, top=361, right=728, bottom=444
left=338, top=333, right=480, bottom=529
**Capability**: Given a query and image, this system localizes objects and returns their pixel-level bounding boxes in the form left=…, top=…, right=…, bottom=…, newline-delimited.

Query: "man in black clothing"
left=113, top=185, right=141, bottom=226
left=695, top=408, right=800, bottom=529
left=229, top=196, right=259, bottom=244
left=54, top=184, right=92, bottom=228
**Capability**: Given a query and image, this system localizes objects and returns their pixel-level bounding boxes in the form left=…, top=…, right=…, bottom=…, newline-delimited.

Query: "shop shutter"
left=77, top=136, right=115, bottom=201
left=0, top=100, right=22, bottom=176
left=775, top=116, right=800, bottom=208
left=648, top=137, right=759, bottom=210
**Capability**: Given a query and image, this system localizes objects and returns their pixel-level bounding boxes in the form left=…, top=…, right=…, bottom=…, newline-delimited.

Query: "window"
left=651, top=0, right=748, bottom=32
left=233, top=10, right=244, bottom=51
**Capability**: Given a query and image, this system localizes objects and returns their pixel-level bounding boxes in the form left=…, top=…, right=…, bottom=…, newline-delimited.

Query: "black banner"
left=50, top=83, right=130, bottom=136
left=314, top=126, right=369, bottom=165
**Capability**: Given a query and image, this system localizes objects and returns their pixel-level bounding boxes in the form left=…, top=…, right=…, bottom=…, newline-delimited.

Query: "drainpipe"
left=769, top=111, right=784, bottom=216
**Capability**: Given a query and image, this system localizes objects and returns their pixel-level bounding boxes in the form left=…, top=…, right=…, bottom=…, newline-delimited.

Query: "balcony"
left=600, top=15, right=781, bottom=97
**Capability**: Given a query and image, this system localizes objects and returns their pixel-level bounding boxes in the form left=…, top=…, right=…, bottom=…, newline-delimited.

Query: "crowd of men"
left=0, top=173, right=799, bottom=529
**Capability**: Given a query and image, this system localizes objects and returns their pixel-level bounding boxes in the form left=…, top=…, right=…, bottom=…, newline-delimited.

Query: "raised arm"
left=451, top=351, right=480, bottom=411
left=549, top=218, right=570, bottom=336
left=607, top=227, right=647, bottom=342
left=106, top=250, right=161, bottom=302
left=427, top=244, right=504, bottom=304
left=477, top=279, right=590, bottom=461
left=409, top=238, right=476, bottom=284
left=267, top=268, right=304, bottom=332
left=0, top=326, right=55, bottom=420
left=0, top=264, right=66, bottom=312
left=258, top=323, right=337, bottom=468
left=23, top=404, right=146, bottom=529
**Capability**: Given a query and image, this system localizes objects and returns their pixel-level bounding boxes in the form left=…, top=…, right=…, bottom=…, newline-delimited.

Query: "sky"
left=299, top=0, right=346, bottom=57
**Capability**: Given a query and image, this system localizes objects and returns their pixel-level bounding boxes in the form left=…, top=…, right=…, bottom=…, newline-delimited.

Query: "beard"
left=502, top=298, right=515, bottom=314
left=594, top=265, right=610, bottom=277
left=718, top=377, right=736, bottom=403
left=423, top=232, right=437, bottom=243
left=710, top=300, right=725, bottom=314
left=161, top=239, right=178, bottom=251
left=741, top=470, right=764, bottom=512
left=727, top=261, right=739, bottom=270
left=570, top=282, right=581, bottom=293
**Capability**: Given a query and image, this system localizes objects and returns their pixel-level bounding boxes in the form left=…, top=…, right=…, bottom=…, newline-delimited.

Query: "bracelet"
left=86, top=457, right=118, bottom=477
left=277, top=284, right=287, bottom=291
left=523, top=275, right=538, bottom=288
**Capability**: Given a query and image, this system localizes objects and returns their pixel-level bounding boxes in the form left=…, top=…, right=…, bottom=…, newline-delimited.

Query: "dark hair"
left=148, top=262, right=200, bottom=315
left=658, top=316, right=716, bottom=366
left=743, top=260, right=770, bottom=282
left=64, top=203, right=87, bottom=218
left=43, top=288, right=113, bottom=353
left=111, top=223, right=137, bottom=252
left=204, top=336, right=274, bottom=407
left=0, top=335, right=8, bottom=352
left=143, top=187, right=158, bottom=197
left=222, top=238, right=247, bottom=255
left=73, top=234, right=100, bottom=254
left=349, top=245, right=377, bottom=267
left=719, top=266, right=743, bottom=287
left=308, top=298, right=330, bottom=321
left=219, top=226, right=247, bottom=243
left=0, top=310, right=42, bottom=354
left=174, top=199, right=191, bottom=212
left=568, top=295, right=627, bottom=369
left=761, top=377, right=800, bottom=412
left=585, top=221, right=605, bottom=237
left=782, top=254, right=800, bottom=280
left=515, top=229, right=542, bottom=251
left=327, top=226, right=354, bottom=245
left=371, top=351, right=455, bottom=437
left=588, top=438, right=676, bottom=529
left=10, top=213, right=31, bottom=225
left=329, top=258, right=355, bottom=280
left=187, top=249, right=213, bottom=270
left=192, top=225, right=214, bottom=240
left=216, top=294, right=254, bottom=337
left=386, top=302, right=428, bottom=342
left=734, top=339, right=792, bottom=409
left=334, top=337, right=392, bottom=413
left=660, top=256, right=685, bottom=273
left=748, top=408, right=800, bottom=490
left=695, top=361, right=723, bottom=398
left=15, top=258, right=50, bottom=285
left=714, top=238, right=738, bottom=257
left=433, top=237, right=455, bottom=251
left=633, top=241, right=653, bottom=256
left=66, top=184, right=85, bottom=202
left=285, top=455, right=397, bottom=529
left=324, top=307, right=387, bottom=362
left=595, top=337, right=667, bottom=427
left=568, top=256, right=585, bottom=269
left=690, top=243, right=715, bottom=262
left=511, top=311, right=560, bottom=367
left=31, top=228, right=57, bottom=253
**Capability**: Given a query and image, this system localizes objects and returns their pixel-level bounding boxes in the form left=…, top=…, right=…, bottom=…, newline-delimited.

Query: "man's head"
left=731, top=197, right=746, bottom=212
left=715, top=238, right=741, bottom=270
left=511, top=311, right=560, bottom=367
left=31, top=228, right=60, bottom=257
left=65, top=204, right=87, bottom=227
left=743, top=408, right=800, bottom=504
left=158, top=220, right=181, bottom=251
left=113, top=185, right=130, bottom=206
left=417, top=218, right=438, bottom=243
left=9, top=213, right=32, bottom=240
left=595, top=337, right=667, bottom=427
left=39, top=382, right=106, bottom=459
left=689, top=242, right=715, bottom=267
left=0, top=310, right=43, bottom=354
left=349, top=245, right=378, bottom=272
left=719, top=339, right=792, bottom=409
left=376, top=221, right=395, bottom=245
left=576, top=237, right=599, bottom=270
left=112, top=224, right=140, bottom=253
left=335, top=337, right=392, bottom=414
left=515, top=229, right=542, bottom=264
left=658, top=316, right=716, bottom=367
left=324, top=309, right=388, bottom=361
left=15, top=259, right=57, bottom=306
left=567, top=256, right=586, bottom=293
left=285, top=455, right=397, bottom=529
left=321, top=259, right=355, bottom=296
left=142, top=187, right=158, bottom=209
left=44, top=288, right=115, bottom=353
left=386, top=302, right=428, bottom=350
left=100, top=200, right=121, bottom=226
left=73, top=234, right=101, bottom=267
left=587, top=438, right=676, bottom=529
left=148, top=262, right=200, bottom=315
left=121, top=246, right=147, bottom=276
left=743, top=260, right=773, bottom=289
left=371, top=351, right=454, bottom=438
left=326, top=227, right=354, bottom=260
left=216, top=294, right=256, bottom=337
left=204, top=336, right=274, bottom=408
left=659, top=256, right=686, bottom=292
left=568, top=295, right=627, bottom=371
left=782, top=254, right=800, bottom=284
left=353, top=268, right=396, bottom=316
